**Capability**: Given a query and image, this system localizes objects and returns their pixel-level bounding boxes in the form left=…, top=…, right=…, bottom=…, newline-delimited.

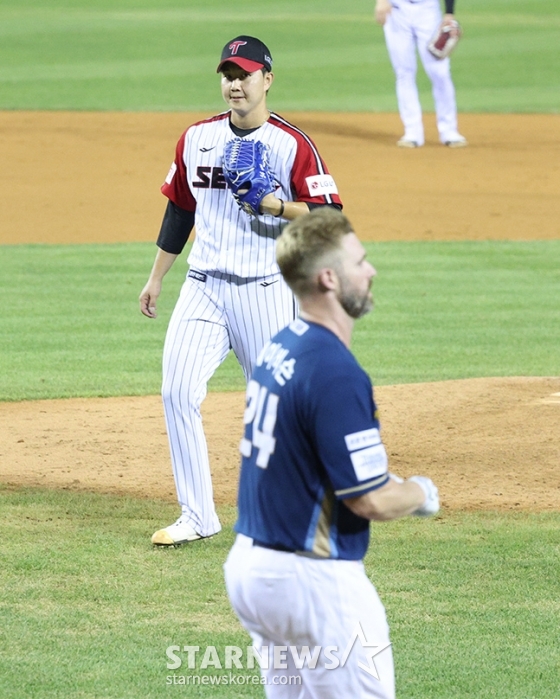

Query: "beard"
left=337, top=276, right=373, bottom=319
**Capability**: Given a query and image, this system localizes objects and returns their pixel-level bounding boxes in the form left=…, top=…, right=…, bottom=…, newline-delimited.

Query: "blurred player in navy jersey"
left=225, top=208, right=440, bottom=698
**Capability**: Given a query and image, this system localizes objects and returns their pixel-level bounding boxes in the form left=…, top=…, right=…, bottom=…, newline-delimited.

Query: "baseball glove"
left=427, top=19, right=462, bottom=60
left=223, top=138, right=277, bottom=216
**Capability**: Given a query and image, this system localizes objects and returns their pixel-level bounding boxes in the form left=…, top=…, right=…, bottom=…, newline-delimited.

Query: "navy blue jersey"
left=235, top=319, right=390, bottom=560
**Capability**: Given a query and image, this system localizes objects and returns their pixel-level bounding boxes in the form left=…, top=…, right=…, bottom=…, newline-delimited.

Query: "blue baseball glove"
left=223, top=138, right=277, bottom=216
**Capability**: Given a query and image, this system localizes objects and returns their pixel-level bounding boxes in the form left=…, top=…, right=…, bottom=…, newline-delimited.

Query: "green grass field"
left=1, top=1, right=559, bottom=697
left=1, top=240, right=559, bottom=401
left=1, top=0, right=559, bottom=112
left=1, top=489, right=559, bottom=699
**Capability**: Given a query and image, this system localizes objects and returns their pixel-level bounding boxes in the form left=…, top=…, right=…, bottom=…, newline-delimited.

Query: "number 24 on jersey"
left=239, top=380, right=279, bottom=469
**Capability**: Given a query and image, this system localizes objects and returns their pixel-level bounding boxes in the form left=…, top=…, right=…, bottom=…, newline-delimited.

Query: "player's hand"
left=139, top=280, right=161, bottom=319
left=375, top=0, right=392, bottom=25
left=442, top=13, right=460, bottom=38
left=408, top=476, right=440, bottom=517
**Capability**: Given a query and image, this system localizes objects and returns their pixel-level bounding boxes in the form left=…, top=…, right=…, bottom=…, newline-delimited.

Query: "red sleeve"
left=160, top=131, right=197, bottom=212
left=289, top=131, right=343, bottom=208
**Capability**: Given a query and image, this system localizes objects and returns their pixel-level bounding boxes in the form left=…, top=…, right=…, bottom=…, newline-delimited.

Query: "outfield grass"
left=1, top=0, right=558, bottom=112
left=0, top=487, right=558, bottom=699
left=1, top=240, right=558, bottom=401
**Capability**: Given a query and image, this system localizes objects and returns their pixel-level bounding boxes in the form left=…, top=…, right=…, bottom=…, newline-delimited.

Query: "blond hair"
left=276, top=208, right=353, bottom=296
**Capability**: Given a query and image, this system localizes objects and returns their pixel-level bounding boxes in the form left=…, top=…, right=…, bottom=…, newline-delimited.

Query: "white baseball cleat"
left=151, top=515, right=205, bottom=546
left=443, top=134, right=468, bottom=147
left=397, top=138, right=421, bottom=148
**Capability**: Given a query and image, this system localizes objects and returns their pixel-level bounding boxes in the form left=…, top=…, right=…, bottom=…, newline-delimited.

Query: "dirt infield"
left=1, top=111, right=559, bottom=511
left=2, top=111, right=560, bottom=245
left=2, top=378, right=560, bottom=511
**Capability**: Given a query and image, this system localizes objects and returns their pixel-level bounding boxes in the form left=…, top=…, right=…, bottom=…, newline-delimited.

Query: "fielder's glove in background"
left=223, top=138, right=277, bottom=216
left=427, top=19, right=462, bottom=59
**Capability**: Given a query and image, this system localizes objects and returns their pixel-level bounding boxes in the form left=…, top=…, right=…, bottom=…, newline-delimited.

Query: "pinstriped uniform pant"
left=162, top=270, right=298, bottom=537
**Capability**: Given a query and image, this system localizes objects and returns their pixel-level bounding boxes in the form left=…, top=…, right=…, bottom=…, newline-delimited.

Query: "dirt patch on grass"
left=1, top=112, right=559, bottom=511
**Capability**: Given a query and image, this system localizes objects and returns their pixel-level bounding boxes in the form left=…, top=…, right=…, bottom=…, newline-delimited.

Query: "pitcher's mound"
left=1, top=377, right=558, bottom=512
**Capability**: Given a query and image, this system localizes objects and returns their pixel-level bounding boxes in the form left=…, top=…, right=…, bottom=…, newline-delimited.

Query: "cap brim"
left=217, top=57, right=265, bottom=73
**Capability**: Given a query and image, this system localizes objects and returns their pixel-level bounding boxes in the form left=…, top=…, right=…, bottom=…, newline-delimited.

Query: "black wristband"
left=275, top=199, right=285, bottom=218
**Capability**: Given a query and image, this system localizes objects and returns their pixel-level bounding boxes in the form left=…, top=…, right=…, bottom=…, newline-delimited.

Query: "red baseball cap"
left=217, top=36, right=273, bottom=73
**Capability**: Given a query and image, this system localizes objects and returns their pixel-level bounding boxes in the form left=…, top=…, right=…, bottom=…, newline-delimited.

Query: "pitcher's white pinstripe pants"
left=162, top=270, right=297, bottom=537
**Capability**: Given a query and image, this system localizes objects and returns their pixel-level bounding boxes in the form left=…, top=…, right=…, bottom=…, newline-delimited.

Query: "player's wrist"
left=259, top=195, right=285, bottom=217
left=408, top=476, right=440, bottom=517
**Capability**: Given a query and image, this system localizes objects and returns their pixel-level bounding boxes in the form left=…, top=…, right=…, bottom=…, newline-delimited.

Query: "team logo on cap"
left=228, top=40, right=247, bottom=55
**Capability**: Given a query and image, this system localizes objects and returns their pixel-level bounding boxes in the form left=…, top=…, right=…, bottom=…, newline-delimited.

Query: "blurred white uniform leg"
left=384, top=0, right=459, bottom=144
left=225, top=535, right=395, bottom=699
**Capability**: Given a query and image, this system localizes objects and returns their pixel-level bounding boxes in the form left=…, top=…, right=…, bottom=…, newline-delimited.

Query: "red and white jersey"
left=162, top=111, right=343, bottom=278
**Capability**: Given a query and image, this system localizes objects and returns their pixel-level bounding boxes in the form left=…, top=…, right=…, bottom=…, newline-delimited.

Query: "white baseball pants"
left=383, top=0, right=459, bottom=144
left=162, top=271, right=297, bottom=537
left=224, top=534, right=395, bottom=699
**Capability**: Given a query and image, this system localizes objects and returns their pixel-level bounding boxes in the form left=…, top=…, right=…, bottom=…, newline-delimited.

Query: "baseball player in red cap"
left=140, top=35, right=343, bottom=546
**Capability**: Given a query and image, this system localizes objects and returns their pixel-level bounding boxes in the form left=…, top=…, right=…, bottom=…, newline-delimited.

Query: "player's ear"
left=316, top=266, right=337, bottom=293
left=264, top=71, right=274, bottom=91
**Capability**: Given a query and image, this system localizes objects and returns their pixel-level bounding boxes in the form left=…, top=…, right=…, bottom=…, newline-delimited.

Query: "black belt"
left=188, top=268, right=278, bottom=287
left=252, top=539, right=296, bottom=553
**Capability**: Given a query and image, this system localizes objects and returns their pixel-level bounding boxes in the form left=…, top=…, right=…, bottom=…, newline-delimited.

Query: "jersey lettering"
left=256, top=340, right=297, bottom=386
left=240, top=380, right=279, bottom=469
left=211, top=167, right=226, bottom=189
left=192, top=166, right=211, bottom=188
left=192, top=166, right=226, bottom=189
